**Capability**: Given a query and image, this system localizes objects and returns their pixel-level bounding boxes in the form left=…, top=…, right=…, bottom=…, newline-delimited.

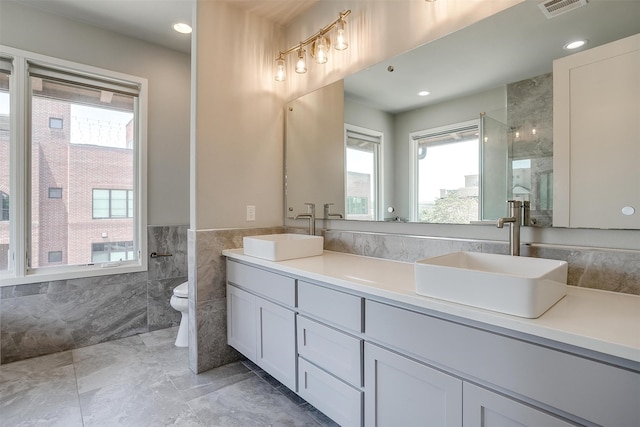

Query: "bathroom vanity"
left=223, top=249, right=640, bottom=427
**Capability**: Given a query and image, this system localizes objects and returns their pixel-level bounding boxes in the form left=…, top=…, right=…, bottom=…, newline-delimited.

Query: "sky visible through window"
left=70, top=104, right=133, bottom=148
left=0, top=92, right=8, bottom=114
left=419, top=139, right=478, bottom=203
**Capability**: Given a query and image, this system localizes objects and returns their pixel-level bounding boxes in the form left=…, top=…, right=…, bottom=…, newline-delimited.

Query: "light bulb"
left=334, top=19, right=348, bottom=50
left=275, top=57, right=286, bottom=82
left=295, top=47, right=307, bottom=74
left=314, top=34, right=329, bottom=64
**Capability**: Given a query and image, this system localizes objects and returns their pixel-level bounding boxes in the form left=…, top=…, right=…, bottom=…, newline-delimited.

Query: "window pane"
left=0, top=68, right=10, bottom=273
left=110, top=190, right=128, bottom=217
left=91, top=240, right=133, bottom=263
left=127, top=190, right=133, bottom=218
left=31, top=75, right=135, bottom=268
left=417, top=128, right=479, bottom=224
left=346, top=137, right=379, bottom=221
left=92, top=189, right=110, bottom=218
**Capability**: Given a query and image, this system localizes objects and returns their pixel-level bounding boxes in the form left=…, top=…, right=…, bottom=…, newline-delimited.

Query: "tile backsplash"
left=323, top=230, right=640, bottom=295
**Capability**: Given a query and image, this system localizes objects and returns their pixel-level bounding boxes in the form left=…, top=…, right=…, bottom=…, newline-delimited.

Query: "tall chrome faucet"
left=295, top=203, right=316, bottom=235
left=496, top=200, right=523, bottom=256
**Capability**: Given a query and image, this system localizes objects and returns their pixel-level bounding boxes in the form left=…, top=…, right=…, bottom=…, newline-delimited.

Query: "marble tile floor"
left=0, top=327, right=338, bottom=427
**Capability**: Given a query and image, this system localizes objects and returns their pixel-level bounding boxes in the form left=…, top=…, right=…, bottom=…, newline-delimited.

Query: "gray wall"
left=1, top=226, right=187, bottom=364
left=0, top=1, right=191, bottom=226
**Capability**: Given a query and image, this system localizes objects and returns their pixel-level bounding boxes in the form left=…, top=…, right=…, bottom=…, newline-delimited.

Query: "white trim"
left=0, top=44, right=148, bottom=285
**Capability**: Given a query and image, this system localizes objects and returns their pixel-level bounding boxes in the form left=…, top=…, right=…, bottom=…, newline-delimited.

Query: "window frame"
left=344, top=123, right=384, bottom=221
left=0, top=45, right=148, bottom=286
left=409, top=120, right=480, bottom=223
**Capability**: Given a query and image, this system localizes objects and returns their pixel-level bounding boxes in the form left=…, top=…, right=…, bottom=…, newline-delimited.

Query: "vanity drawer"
left=297, top=315, right=363, bottom=387
left=298, top=280, right=363, bottom=333
left=226, top=260, right=295, bottom=307
left=298, top=357, right=363, bottom=427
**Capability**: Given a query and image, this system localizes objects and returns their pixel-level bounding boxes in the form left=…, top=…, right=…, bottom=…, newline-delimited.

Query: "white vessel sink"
left=243, top=234, right=324, bottom=261
left=415, top=252, right=568, bottom=318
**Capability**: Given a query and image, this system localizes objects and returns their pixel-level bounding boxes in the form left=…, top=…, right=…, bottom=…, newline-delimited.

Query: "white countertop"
left=223, top=249, right=640, bottom=364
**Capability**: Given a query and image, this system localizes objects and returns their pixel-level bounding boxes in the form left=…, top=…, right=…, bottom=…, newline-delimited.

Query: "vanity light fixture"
left=312, top=33, right=330, bottom=64
left=295, top=45, right=308, bottom=74
left=275, top=54, right=286, bottom=82
left=173, top=22, right=192, bottom=34
left=274, top=10, right=351, bottom=81
left=334, top=17, right=348, bottom=50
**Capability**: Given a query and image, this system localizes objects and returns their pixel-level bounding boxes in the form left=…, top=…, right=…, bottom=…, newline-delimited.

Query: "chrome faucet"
left=295, top=203, right=316, bottom=235
left=497, top=200, right=523, bottom=256
left=324, top=203, right=343, bottom=219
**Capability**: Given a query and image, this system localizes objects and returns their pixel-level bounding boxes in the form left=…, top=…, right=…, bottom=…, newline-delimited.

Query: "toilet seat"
left=173, top=282, right=188, bottom=298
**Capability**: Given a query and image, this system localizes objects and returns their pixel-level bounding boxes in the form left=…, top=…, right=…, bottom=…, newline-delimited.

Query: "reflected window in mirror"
left=411, top=121, right=480, bottom=224
left=345, top=125, right=383, bottom=221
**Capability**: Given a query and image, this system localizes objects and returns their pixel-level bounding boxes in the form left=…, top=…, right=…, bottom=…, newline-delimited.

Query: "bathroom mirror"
left=285, top=0, right=640, bottom=226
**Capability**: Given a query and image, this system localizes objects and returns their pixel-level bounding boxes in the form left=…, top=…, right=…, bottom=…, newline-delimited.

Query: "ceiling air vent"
left=538, top=0, right=588, bottom=19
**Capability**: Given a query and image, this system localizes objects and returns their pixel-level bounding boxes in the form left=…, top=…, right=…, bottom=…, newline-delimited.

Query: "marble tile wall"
left=0, top=225, right=188, bottom=364
left=188, top=226, right=285, bottom=374
left=507, top=73, right=554, bottom=227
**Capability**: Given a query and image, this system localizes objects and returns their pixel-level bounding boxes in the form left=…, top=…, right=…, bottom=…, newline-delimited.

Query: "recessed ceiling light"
left=418, top=91, right=430, bottom=96
left=173, top=23, right=192, bottom=34
left=564, top=39, right=587, bottom=50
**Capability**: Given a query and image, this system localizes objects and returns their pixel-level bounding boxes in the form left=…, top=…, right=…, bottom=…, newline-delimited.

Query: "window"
left=48, top=251, right=62, bottom=263
left=0, top=191, right=8, bottom=221
left=345, top=125, right=382, bottom=221
left=1, top=56, right=11, bottom=274
left=93, top=189, right=133, bottom=219
left=49, top=117, right=63, bottom=129
left=92, top=241, right=134, bottom=263
left=48, top=187, right=62, bottom=199
left=1, top=46, right=147, bottom=283
left=411, top=121, right=480, bottom=224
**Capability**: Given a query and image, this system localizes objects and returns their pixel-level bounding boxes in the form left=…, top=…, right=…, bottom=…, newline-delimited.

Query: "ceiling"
left=10, top=0, right=319, bottom=54
left=8, top=0, right=639, bottom=111
left=345, top=0, right=640, bottom=113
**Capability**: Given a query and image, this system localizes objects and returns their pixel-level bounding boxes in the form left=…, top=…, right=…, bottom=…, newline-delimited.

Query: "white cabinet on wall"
left=554, top=33, right=640, bottom=229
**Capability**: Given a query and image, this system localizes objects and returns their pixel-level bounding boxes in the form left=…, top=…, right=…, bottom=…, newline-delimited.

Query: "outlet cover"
left=246, top=205, right=256, bottom=221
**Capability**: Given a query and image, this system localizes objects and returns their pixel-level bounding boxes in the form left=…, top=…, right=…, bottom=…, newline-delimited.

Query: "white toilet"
left=169, top=281, right=189, bottom=347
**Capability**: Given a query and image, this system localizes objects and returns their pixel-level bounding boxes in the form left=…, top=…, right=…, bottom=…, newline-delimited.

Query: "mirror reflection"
left=285, top=0, right=640, bottom=226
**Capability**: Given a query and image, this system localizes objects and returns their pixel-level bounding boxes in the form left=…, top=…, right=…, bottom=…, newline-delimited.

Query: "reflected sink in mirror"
left=243, top=234, right=324, bottom=261
left=415, top=252, right=568, bottom=318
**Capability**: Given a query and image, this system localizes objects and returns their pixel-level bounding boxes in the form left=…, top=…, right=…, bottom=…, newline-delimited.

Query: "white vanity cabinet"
left=365, top=300, right=638, bottom=427
left=554, top=33, right=640, bottom=229
left=296, top=281, right=364, bottom=427
left=226, top=260, right=296, bottom=391
left=364, top=342, right=462, bottom=427
left=224, top=252, right=639, bottom=427
left=463, top=383, right=575, bottom=427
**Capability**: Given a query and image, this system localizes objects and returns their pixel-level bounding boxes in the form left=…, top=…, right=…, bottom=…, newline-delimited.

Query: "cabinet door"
left=227, top=285, right=256, bottom=361
left=256, top=298, right=296, bottom=391
left=463, top=383, right=576, bottom=427
left=554, top=33, right=640, bottom=229
left=364, top=343, right=462, bottom=427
